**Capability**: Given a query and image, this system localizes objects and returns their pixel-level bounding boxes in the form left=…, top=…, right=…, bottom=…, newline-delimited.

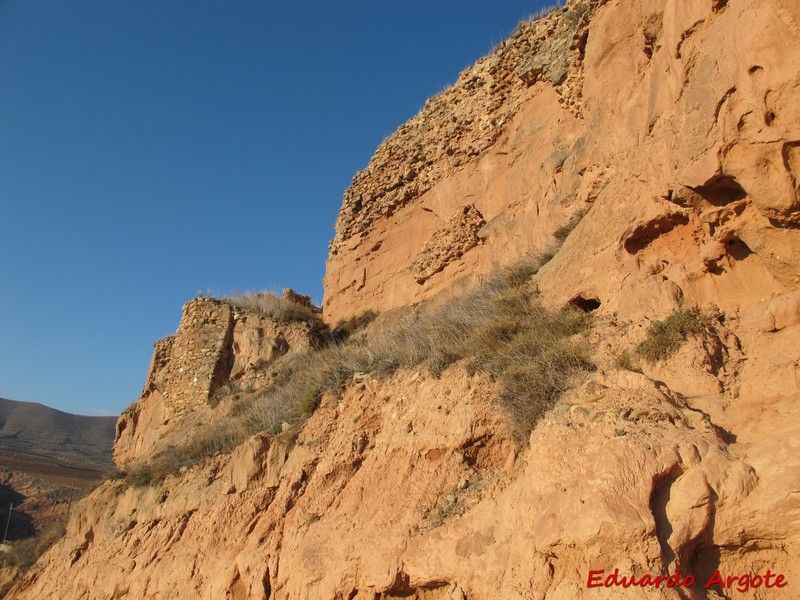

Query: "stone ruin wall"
left=148, top=298, right=234, bottom=422
left=115, top=296, right=317, bottom=464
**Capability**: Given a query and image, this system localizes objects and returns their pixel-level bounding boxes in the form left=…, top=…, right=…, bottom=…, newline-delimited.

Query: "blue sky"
left=0, top=0, right=551, bottom=416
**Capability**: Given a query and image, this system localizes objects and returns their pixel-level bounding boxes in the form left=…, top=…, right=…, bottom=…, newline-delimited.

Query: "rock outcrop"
left=115, top=296, right=319, bottom=467
left=7, top=0, right=800, bottom=598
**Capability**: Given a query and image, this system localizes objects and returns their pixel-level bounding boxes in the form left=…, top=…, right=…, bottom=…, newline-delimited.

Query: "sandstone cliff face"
left=323, top=0, right=800, bottom=326
left=8, top=360, right=799, bottom=599
left=7, top=0, right=800, bottom=598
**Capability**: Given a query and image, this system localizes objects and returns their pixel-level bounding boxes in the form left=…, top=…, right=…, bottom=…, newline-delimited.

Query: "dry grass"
left=613, top=349, right=641, bottom=372
left=226, top=291, right=327, bottom=337
left=553, top=208, right=587, bottom=242
left=2, top=518, right=66, bottom=572
left=125, top=257, right=593, bottom=485
left=330, top=310, right=378, bottom=344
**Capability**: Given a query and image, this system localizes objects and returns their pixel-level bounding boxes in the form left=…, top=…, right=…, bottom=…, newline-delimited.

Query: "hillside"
left=5, top=0, right=800, bottom=598
left=0, top=398, right=116, bottom=473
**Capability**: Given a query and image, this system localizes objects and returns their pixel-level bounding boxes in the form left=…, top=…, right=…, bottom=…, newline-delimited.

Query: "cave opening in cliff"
left=726, top=237, right=753, bottom=261
left=569, top=295, right=601, bottom=312
left=690, top=175, right=747, bottom=206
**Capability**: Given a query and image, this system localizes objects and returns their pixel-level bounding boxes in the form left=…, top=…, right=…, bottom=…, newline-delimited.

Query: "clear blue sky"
left=0, top=1, right=550, bottom=416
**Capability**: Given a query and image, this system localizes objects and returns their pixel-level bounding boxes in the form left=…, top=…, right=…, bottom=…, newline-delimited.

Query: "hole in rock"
left=569, top=296, right=601, bottom=312
left=385, top=571, right=415, bottom=596
left=690, top=175, right=746, bottom=206
left=726, top=237, right=752, bottom=261
left=624, top=213, right=690, bottom=254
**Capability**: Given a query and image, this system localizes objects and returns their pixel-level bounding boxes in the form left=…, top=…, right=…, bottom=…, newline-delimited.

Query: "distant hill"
left=0, top=398, right=116, bottom=472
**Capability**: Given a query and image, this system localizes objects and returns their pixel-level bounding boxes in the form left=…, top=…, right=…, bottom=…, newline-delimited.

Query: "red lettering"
left=587, top=569, right=604, bottom=588
left=705, top=570, right=725, bottom=589
left=588, top=568, right=783, bottom=592
left=664, top=570, right=694, bottom=588
left=604, top=568, right=620, bottom=588
left=666, top=571, right=680, bottom=588
left=617, top=574, right=634, bottom=588
left=736, top=574, right=751, bottom=593
left=764, top=570, right=776, bottom=587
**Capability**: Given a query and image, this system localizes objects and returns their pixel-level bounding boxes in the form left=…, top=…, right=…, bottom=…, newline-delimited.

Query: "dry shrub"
left=635, top=304, right=710, bottom=363
left=3, top=519, right=66, bottom=571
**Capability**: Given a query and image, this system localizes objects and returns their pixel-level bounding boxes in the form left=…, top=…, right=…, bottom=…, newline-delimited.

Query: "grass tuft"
left=635, top=304, right=710, bottom=363
left=226, top=291, right=327, bottom=338
left=330, top=310, right=378, bottom=343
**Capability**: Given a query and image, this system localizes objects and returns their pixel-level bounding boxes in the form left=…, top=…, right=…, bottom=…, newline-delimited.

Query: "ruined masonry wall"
left=151, top=298, right=234, bottom=421
left=115, top=296, right=320, bottom=465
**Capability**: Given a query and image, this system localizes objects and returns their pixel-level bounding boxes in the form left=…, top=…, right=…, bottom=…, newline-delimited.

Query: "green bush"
left=635, top=304, right=710, bottom=363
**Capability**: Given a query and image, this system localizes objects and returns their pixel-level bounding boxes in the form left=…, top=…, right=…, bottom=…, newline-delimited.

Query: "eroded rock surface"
left=8, top=0, right=800, bottom=597
left=8, top=354, right=799, bottom=598
left=323, top=0, right=800, bottom=327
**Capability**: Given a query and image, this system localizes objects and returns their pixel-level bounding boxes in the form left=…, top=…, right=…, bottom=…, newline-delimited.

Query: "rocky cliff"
left=323, top=0, right=800, bottom=326
left=6, top=0, right=800, bottom=598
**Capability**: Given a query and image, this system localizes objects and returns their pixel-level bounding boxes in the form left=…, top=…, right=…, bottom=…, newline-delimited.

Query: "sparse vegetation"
left=2, top=518, right=67, bottom=573
left=330, top=309, right=378, bottom=343
left=226, top=291, right=326, bottom=336
left=123, top=420, right=243, bottom=487
left=504, top=261, right=539, bottom=288
left=124, top=256, right=593, bottom=485
left=613, top=349, right=641, bottom=372
left=635, top=304, right=711, bottom=363
left=516, top=2, right=564, bottom=33
left=537, top=250, right=556, bottom=267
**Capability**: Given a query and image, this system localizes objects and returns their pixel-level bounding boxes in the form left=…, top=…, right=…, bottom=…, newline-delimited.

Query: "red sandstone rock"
left=7, top=0, right=800, bottom=597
